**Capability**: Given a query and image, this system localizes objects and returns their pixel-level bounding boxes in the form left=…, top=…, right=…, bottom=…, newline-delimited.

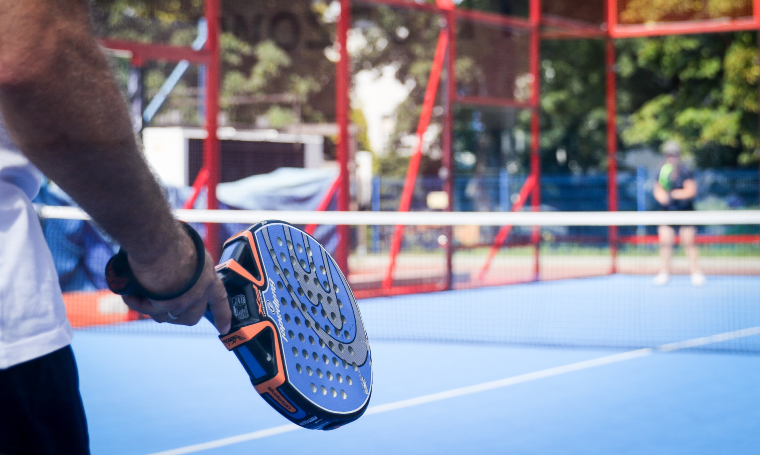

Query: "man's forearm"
left=0, top=0, right=180, bottom=265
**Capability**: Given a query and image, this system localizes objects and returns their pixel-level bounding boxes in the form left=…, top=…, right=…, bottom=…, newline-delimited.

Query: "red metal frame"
left=382, top=28, right=449, bottom=289
left=336, top=0, right=352, bottom=274
left=477, top=174, right=537, bottom=281
left=99, top=39, right=211, bottom=64
left=304, top=176, right=342, bottom=236
left=182, top=168, right=209, bottom=210
left=443, top=7, right=456, bottom=291
left=202, top=0, right=221, bottom=261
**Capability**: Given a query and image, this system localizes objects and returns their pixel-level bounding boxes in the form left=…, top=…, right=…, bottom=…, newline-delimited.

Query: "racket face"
left=215, top=221, right=372, bottom=430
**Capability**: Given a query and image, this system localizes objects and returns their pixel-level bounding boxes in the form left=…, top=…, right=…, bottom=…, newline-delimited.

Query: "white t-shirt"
left=0, top=114, right=72, bottom=369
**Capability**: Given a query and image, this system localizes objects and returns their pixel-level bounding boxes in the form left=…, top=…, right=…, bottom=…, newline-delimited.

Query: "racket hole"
left=291, top=300, right=297, bottom=309
left=312, top=352, right=318, bottom=361
left=309, top=262, right=315, bottom=269
left=308, top=249, right=313, bottom=257
left=343, top=330, right=350, bottom=339
left=317, top=294, right=323, bottom=303
left=342, top=360, right=348, bottom=369
left=352, top=362, right=358, bottom=371
left=311, top=307, right=317, bottom=316
left=313, top=277, right=319, bottom=286
left=321, top=309, right=327, bottom=318
left=319, top=339, right=325, bottom=348
left=295, top=316, right=301, bottom=326
left=321, top=386, right=327, bottom=395
left=327, top=296, right=333, bottom=304
left=337, top=299, right=343, bottom=309
left=310, top=383, right=317, bottom=393
left=328, top=341, right=334, bottom=350
left=302, top=349, right=308, bottom=357
left=341, top=390, right=347, bottom=399
left=307, top=366, right=313, bottom=376
left=307, top=290, right=313, bottom=299
left=273, top=265, right=281, bottom=274
left=287, top=240, right=293, bottom=250
left=327, top=371, right=333, bottom=381
left=277, top=237, right=283, bottom=246
left=301, top=303, right=307, bottom=312
left=340, top=315, right=346, bottom=324
left=325, top=326, right=331, bottom=335
left=331, top=312, right=336, bottom=321
left=298, top=288, right=304, bottom=296
left=297, top=244, right=303, bottom=253
left=299, top=333, right=305, bottom=342
left=337, top=373, right=343, bottom=383
left=323, top=281, right=329, bottom=288
left=305, top=319, right=312, bottom=329
left=277, top=281, right=284, bottom=290
left=292, top=347, right=298, bottom=356
left=319, top=265, right=326, bottom=275
left=300, top=260, right=307, bottom=269
left=347, top=376, right=353, bottom=385
left=279, top=253, right=286, bottom=263
left=317, top=368, right=323, bottom=378
left=288, top=330, right=295, bottom=339
left=286, top=284, right=293, bottom=293
left=309, top=336, right=315, bottom=345
left=333, top=357, right=339, bottom=366
left=322, top=354, right=329, bottom=364
left=280, top=297, right=287, bottom=306
left=284, top=314, right=291, bottom=323
left=334, top=285, right=340, bottom=294
left=338, top=344, right=344, bottom=352
left=296, top=364, right=302, bottom=373
left=283, top=268, right=290, bottom=278
left=331, top=388, right=337, bottom=398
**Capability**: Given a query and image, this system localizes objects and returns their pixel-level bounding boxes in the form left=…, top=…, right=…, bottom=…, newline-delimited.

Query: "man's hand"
left=121, top=227, right=232, bottom=335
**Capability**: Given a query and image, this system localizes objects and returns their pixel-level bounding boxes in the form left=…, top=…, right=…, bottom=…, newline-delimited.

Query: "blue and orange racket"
left=208, top=221, right=372, bottom=430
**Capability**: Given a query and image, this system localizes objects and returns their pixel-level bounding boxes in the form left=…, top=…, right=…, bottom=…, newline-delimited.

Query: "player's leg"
left=654, top=225, right=675, bottom=285
left=679, top=226, right=704, bottom=286
left=0, top=345, right=89, bottom=455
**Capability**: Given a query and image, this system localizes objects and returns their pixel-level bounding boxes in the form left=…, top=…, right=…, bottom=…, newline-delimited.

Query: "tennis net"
left=37, top=206, right=760, bottom=353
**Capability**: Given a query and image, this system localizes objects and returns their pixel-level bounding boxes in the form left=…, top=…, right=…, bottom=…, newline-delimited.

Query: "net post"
left=336, top=0, right=351, bottom=274
left=529, top=0, right=541, bottom=282
left=203, top=0, right=221, bottom=261
left=443, top=7, right=456, bottom=291
left=606, top=37, right=618, bottom=274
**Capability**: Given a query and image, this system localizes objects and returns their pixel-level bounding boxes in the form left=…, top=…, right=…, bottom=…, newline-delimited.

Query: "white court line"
left=146, top=326, right=760, bottom=455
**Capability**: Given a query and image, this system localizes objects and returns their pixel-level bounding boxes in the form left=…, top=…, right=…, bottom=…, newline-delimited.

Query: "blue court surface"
left=73, top=275, right=760, bottom=455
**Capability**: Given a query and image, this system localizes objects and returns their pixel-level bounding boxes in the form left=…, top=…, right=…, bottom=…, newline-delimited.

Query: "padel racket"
left=206, top=221, right=372, bottom=430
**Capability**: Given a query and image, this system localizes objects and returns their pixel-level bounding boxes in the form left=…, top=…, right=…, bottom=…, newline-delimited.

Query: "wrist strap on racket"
left=105, top=221, right=206, bottom=300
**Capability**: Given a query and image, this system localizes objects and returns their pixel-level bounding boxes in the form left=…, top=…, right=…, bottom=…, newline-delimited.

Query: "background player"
left=652, top=141, right=705, bottom=287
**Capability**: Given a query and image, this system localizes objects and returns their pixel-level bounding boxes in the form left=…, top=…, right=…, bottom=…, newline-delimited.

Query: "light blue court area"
left=72, top=275, right=760, bottom=455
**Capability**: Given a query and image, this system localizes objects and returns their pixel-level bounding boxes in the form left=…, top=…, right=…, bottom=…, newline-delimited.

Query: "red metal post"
left=529, top=0, right=541, bottom=282
left=478, top=174, right=537, bottom=281
left=382, top=30, right=449, bottom=289
left=203, top=0, right=221, bottom=261
left=607, top=0, right=618, bottom=35
left=606, top=38, right=618, bottom=274
left=304, top=176, right=341, bottom=236
left=442, top=9, right=456, bottom=290
left=182, top=167, right=209, bottom=210
left=335, top=0, right=351, bottom=273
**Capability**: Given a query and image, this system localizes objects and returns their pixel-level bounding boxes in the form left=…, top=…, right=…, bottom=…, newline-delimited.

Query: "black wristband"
left=105, top=222, right=206, bottom=301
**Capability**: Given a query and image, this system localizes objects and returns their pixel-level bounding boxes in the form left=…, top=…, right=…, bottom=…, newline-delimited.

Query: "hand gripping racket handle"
left=104, top=222, right=206, bottom=300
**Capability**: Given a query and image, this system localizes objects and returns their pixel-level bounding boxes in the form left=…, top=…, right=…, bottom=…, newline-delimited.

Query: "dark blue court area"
left=73, top=275, right=760, bottom=454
